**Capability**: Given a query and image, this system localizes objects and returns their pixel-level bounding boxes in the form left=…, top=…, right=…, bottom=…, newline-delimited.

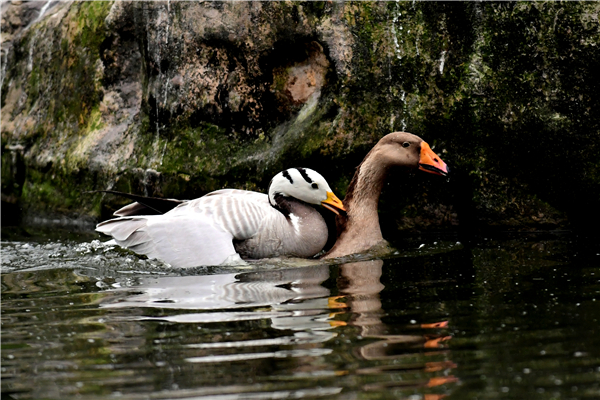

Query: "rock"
left=1, top=1, right=599, bottom=233
left=275, top=42, right=329, bottom=108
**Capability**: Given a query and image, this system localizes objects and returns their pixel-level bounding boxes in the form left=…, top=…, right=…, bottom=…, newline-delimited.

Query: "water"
left=2, top=229, right=599, bottom=399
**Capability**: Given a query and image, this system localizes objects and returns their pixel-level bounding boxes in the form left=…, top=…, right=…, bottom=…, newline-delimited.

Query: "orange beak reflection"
left=419, top=142, right=449, bottom=177
left=321, top=191, right=346, bottom=216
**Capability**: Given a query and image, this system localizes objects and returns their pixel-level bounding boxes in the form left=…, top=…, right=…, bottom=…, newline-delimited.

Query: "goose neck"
left=324, top=150, right=390, bottom=259
left=345, top=150, right=389, bottom=220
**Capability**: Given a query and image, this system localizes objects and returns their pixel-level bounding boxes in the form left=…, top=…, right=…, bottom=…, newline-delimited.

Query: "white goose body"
left=96, top=168, right=345, bottom=268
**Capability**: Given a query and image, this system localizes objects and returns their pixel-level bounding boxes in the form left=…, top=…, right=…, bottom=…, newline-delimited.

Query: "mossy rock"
left=2, top=1, right=598, bottom=233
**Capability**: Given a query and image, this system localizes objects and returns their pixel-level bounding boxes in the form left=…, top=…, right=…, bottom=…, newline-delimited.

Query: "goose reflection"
left=101, top=264, right=340, bottom=341
left=337, top=259, right=457, bottom=394
left=99, top=258, right=457, bottom=396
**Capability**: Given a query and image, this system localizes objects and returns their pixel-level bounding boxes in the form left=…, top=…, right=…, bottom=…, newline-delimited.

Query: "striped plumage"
left=96, top=168, right=345, bottom=268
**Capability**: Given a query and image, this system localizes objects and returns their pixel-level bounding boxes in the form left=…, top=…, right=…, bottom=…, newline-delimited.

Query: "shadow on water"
left=1, top=231, right=599, bottom=399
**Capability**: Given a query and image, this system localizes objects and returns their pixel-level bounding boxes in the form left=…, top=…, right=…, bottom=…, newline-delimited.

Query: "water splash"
left=415, top=36, right=420, bottom=57
left=388, top=2, right=409, bottom=133
left=1, top=47, right=9, bottom=87
left=157, top=1, right=171, bottom=165
left=141, top=168, right=160, bottom=197
left=35, top=0, right=55, bottom=23
left=400, top=90, right=407, bottom=131
left=27, top=29, right=40, bottom=73
left=390, top=1, right=402, bottom=61
left=147, top=2, right=172, bottom=166
left=439, top=50, right=447, bottom=74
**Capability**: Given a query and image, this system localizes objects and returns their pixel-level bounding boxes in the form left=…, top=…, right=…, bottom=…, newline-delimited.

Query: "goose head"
left=268, top=168, right=346, bottom=215
left=372, top=132, right=449, bottom=176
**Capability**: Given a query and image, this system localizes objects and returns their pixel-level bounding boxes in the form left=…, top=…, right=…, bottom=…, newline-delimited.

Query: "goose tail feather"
left=96, top=215, right=238, bottom=268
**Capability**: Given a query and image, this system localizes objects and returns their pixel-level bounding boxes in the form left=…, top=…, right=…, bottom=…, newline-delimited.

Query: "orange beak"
left=418, top=142, right=449, bottom=177
left=321, top=191, right=346, bottom=216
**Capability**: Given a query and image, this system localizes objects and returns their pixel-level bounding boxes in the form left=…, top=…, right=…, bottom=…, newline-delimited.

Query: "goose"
left=96, top=168, right=345, bottom=268
left=323, top=131, right=449, bottom=259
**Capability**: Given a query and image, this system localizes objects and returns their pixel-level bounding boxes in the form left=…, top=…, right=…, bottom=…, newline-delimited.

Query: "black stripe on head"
left=296, top=168, right=313, bottom=184
left=282, top=170, right=294, bottom=184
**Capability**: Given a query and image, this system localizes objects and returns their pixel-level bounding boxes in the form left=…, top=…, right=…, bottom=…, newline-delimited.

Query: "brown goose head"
left=368, top=132, right=449, bottom=176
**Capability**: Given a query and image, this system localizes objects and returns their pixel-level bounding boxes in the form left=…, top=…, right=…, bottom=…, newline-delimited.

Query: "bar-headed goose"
left=97, top=168, right=345, bottom=268
left=323, top=132, right=449, bottom=259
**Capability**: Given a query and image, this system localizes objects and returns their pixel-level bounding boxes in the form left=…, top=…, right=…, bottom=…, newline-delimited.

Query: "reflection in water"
left=3, top=233, right=599, bottom=399
left=96, top=264, right=347, bottom=398
left=97, top=259, right=457, bottom=398
left=101, top=265, right=340, bottom=348
left=103, top=265, right=331, bottom=311
left=338, top=260, right=457, bottom=394
left=101, top=265, right=331, bottom=337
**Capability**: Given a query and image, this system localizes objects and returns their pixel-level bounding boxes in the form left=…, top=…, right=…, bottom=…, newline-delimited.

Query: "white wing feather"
left=170, top=189, right=270, bottom=240
left=96, top=189, right=274, bottom=267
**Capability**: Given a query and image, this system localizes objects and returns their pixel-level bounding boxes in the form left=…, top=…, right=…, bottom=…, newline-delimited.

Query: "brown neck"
left=324, top=148, right=389, bottom=259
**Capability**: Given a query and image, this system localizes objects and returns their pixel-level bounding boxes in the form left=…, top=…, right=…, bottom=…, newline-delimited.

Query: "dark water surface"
left=2, top=229, right=599, bottom=400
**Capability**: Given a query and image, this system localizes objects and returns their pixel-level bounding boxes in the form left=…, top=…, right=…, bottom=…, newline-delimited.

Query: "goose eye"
left=402, top=142, right=410, bottom=148
left=311, top=183, right=319, bottom=189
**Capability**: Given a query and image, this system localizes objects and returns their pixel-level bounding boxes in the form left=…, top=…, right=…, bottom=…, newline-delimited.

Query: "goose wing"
left=96, top=189, right=275, bottom=267
left=96, top=214, right=237, bottom=267
left=171, top=189, right=273, bottom=240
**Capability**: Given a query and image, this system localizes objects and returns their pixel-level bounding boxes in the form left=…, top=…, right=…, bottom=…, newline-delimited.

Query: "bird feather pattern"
left=97, top=169, right=345, bottom=268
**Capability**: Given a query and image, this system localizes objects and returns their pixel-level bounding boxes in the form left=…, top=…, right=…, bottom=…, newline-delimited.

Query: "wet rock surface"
left=1, top=1, right=599, bottom=233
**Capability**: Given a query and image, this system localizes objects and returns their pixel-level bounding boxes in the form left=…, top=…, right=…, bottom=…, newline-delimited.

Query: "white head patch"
left=268, top=168, right=334, bottom=206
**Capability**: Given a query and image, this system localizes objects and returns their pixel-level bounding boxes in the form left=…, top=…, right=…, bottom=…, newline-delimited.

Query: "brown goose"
left=97, top=168, right=345, bottom=268
left=323, top=132, right=448, bottom=259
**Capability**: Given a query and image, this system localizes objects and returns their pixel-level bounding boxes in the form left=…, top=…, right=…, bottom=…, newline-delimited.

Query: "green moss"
left=60, top=38, right=69, bottom=53
left=21, top=170, right=66, bottom=211
left=41, top=1, right=112, bottom=129
left=88, top=106, right=104, bottom=132
left=125, top=121, right=249, bottom=196
left=21, top=167, right=104, bottom=218
left=77, top=1, right=113, bottom=49
left=160, top=123, right=234, bottom=175
left=28, top=65, right=41, bottom=103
